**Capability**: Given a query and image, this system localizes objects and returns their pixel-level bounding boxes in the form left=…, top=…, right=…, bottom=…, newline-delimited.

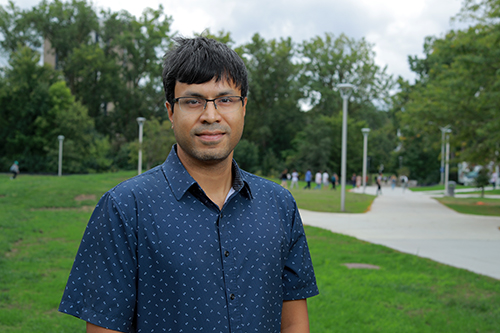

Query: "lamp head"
left=337, top=83, right=355, bottom=99
left=58, top=135, right=65, bottom=141
left=439, top=125, right=451, bottom=133
left=136, top=117, right=146, bottom=126
left=361, top=128, right=370, bottom=134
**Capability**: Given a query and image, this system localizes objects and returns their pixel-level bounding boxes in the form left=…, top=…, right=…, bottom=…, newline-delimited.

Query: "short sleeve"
left=59, top=192, right=138, bottom=333
left=282, top=200, right=319, bottom=300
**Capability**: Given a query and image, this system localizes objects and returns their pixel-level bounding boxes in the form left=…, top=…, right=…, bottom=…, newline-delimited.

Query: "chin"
left=186, top=146, right=232, bottom=163
left=197, top=151, right=232, bottom=163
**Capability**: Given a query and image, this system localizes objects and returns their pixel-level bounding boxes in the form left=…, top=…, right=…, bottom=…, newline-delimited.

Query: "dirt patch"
left=5, top=248, right=18, bottom=258
left=343, top=263, right=380, bottom=270
left=74, top=194, right=96, bottom=202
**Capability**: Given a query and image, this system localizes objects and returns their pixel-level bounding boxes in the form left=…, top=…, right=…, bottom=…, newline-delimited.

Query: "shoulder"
left=107, top=165, right=166, bottom=204
left=241, top=170, right=296, bottom=204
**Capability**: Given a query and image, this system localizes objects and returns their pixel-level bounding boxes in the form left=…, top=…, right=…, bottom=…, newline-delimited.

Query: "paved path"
left=300, top=185, right=500, bottom=280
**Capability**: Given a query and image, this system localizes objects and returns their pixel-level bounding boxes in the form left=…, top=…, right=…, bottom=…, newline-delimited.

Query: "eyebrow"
left=181, top=90, right=238, bottom=98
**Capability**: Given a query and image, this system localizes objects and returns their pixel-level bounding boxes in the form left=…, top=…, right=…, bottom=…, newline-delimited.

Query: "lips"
left=195, top=130, right=225, bottom=142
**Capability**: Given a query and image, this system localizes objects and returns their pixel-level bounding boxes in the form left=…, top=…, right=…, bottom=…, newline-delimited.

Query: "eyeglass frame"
left=172, top=96, right=245, bottom=113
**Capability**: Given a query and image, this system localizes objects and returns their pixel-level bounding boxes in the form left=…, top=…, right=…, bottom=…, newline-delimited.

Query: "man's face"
left=166, top=78, right=247, bottom=165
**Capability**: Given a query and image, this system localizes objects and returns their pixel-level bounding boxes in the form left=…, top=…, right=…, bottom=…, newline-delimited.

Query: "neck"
left=177, top=150, right=234, bottom=209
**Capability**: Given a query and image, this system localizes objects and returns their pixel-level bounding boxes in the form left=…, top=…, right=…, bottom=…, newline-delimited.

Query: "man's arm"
left=281, top=299, right=310, bottom=333
left=87, top=322, right=121, bottom=333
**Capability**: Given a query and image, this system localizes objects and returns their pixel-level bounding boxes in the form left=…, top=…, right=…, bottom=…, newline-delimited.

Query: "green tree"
left=475, top=167, right=490, bottom=197
left=99, top=6, right=172, bottom=141
left=295, top=33, right=397, bottom=177
left=0, top=46, right=59, bottom=171
left=288, top=113, right=369, bottom=178
left=236, top=34, right=305, bottom=163
left=398, top=1, right=500, bottom=167
left=0, top=1, right=41, bottom=53
left=0, top=46, right=110, bottom=173
left=234, top=139, right=259, bottom=173
left=128, top=117, right=176, bottom=171
left=37, top=81, right=112, bottom=173
left=300, top=33, right=394, bottom=119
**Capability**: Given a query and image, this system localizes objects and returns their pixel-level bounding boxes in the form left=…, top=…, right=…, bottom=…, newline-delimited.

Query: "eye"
left=217, top=97, right=236, bottom=105
left=181, top=98, right=203, bottom=107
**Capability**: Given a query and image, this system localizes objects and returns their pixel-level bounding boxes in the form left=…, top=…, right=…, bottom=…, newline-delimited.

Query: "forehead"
left=174, top=78, right=241, bottom=96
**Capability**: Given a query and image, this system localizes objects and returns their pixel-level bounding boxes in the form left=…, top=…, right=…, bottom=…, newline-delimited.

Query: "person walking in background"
left=290, top=169, right=299, bottom=189
left=331, top=173, right=337, bottom=190
left=356, top=174, right=362, bottom=188
left=304, top=169, right=312, bottom=189
left=351, top=173, right=357, bottom=188
left=401, top=174, right=409, bottom=192
left=376, top=172, right=383, bottom=195
left=280, top=169, right=288, bottom=189
left=390, top=174, right=397, bottom=190
left=491, top=171, right=498, bottom=189
left=322, top=170, right=329, bottom=189
left=314, top=170, right=322, bottom=190
left=9, top=161, right=19, bottom=180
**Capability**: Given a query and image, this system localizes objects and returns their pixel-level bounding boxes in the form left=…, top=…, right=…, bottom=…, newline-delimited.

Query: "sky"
left=1, top=0, right=470, bottom=82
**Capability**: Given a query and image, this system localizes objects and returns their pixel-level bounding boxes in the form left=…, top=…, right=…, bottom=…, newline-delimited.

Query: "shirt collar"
left=162, top=145, right=252, bottom=201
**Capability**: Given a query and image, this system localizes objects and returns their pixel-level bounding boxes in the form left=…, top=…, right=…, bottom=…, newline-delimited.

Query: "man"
left=331, top=173, right=337, bottom=190
left=9, top=161, right=19, bottom=179
left=376, top=172, right=383, bottom=195
left=491, top=171, right=498, bottom=190
left=401, top=174, right=409, bottom=192
left=304, top=169, right=312, bottom=189
left=314, top=170, right=322, bottom=190
left=59, top=37, right=318, bottom=333
left=290, top=169, right=299, bottom=189
left=322, top=170, right=329, bottom=189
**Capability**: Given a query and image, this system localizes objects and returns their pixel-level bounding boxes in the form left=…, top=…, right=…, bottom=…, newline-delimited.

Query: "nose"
left=200, top=100, right=221, bottom=123
left=204, top=100, right=218, bottom=110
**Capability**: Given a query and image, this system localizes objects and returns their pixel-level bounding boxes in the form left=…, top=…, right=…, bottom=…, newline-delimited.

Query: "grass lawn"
left=290, top=188, right=374, bottom=213
left=436, top=197, right=500, bottom=216
left=1, top=173, right=499, bottom=332
left=306, top=227, right=500, bottom=332
left=458, top=188, right=500, bottom=195
left=268, top=179, right=375, bottom=213
left=410, top=184, right=474, bottom=192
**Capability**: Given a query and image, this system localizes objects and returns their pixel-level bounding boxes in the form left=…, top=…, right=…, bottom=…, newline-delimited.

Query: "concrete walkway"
left=300, top=185, right=500, bottom=280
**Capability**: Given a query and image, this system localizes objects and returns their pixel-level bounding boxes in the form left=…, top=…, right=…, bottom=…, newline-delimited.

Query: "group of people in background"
left=283, top=169, right=338, bottom=190
left=281, top=168, right=413, bottom=195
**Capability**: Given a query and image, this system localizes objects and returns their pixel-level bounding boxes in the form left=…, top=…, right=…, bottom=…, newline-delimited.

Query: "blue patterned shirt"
left=59, top=145, right=318, bottom=332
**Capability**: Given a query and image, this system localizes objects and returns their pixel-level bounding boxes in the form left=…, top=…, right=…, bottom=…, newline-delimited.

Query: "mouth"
left=195, top=131, right=225, bottom=142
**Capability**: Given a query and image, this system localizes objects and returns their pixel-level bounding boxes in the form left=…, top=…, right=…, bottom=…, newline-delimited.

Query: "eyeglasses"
left=173, top=96, right=244, bottom=113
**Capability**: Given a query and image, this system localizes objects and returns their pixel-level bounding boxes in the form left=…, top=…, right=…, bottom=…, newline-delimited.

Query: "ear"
left=166, top=101, right=174, bottom=124
left=242, top=97, right=247, bottom=117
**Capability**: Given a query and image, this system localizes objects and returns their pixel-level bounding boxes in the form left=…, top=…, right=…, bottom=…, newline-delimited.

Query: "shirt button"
left=230, top=294, right=235, bottom=300
left=224, top=250, right=230, bottom=257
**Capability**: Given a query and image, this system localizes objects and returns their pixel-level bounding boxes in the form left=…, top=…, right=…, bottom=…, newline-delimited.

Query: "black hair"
left=162, top=36, right=248, bottom=108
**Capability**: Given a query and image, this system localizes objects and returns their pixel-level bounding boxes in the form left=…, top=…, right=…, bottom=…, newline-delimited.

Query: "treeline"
left=1, top=0, right=496, bottom=184
left=393, top=0, right=500, bottom=182
left=0, top=0, right=397, bottom=177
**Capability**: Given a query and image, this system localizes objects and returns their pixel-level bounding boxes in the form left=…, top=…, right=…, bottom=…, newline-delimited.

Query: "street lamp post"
left=57, top=135, right=64, bottom=177
left=444, top=128, right=452, bottom=195
left=440, top=125, right=450, bottom=185
left=399, top=156, right=403, bottom=169
left=136, top=117, right=146, bottom=175
left=361, top=128, right=370, bottom=193
left=337, top=83, right=355, bottom=212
